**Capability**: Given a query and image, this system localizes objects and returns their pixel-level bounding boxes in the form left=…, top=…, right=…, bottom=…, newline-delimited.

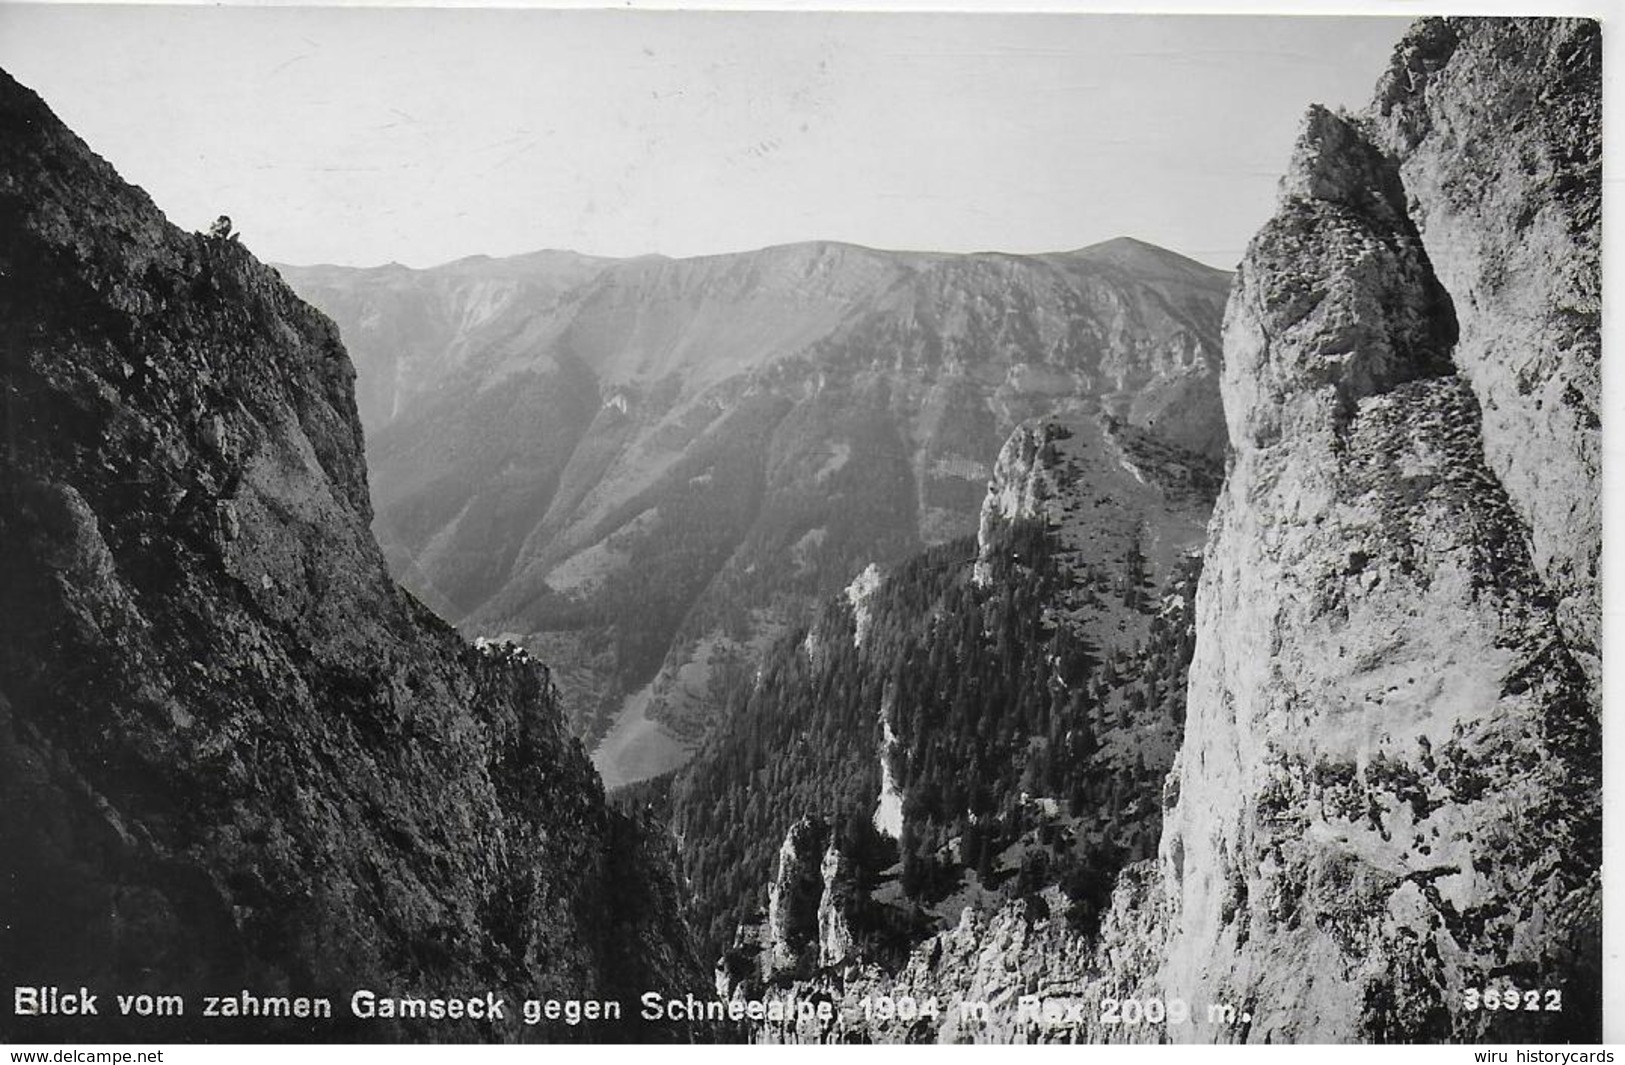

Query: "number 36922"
left=1463, top=988, right=1561, bottom=1012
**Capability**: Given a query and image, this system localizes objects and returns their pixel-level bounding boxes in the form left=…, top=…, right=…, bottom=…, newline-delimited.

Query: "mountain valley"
left=283, top=236, right=1232, bottom=782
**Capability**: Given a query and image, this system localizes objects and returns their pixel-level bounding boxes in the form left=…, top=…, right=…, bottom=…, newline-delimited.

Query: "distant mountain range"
left=280, top=238, right=1231, bottom=780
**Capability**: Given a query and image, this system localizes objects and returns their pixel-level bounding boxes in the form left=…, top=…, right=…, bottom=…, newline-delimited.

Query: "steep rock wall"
left=0, top=67, right=705, bottom=1042
left=1157, top=20, right=1600, bottom=1042
left=1368, top=19, right=1602, bottom=691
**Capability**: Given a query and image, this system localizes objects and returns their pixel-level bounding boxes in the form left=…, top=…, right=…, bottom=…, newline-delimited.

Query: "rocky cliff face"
left=1159, top=17, right=1599, bottom=1043
left=1367, top=18, right=1602, bottom=694
left=0, top=67, right=705, bottom=1042
left=704, top=16, right=1600, bottom=1045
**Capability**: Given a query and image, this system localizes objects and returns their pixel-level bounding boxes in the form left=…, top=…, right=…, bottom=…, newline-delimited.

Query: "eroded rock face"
left=717, top=816, right=867, bottom=990
left=724, top=862, right=1169, bottom=1045
left=1157, top=18, right=1600, bottom=1042
left=1221, top=105, right=1457, bottom=451
left=0, top=67, right=705, bottom=1042
left=816, top=843, right=859, bottom=969
left=1368, top=18, right=1602, bottom=692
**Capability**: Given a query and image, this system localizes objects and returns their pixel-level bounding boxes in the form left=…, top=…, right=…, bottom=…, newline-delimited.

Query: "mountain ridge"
left=277, top=236, right=1231, bottom=440
left=279, top=233, right=1229, bottom=283
left=283, top=229, right=1232, bottom=771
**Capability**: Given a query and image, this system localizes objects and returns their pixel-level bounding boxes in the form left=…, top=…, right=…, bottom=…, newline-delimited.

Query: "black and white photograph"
left=0, top=0, right=1611, bottom=1050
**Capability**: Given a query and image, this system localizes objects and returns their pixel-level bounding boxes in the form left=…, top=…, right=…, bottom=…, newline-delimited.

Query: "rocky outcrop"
left=1157, top=18, right=1600, bottom=1042
left=972, top=413, right=1214, bottom=734
left=719, top=816, right=866, bottom=990
left=841, top=562, right=910, bottom=841
left=976, top=414, right=1216, bottom=586
left=972, top=422, right=1068, bottom=588
left=0, top=67, right=706, bottom=1042
left=815, top=844, right=860, bottom=969
left=723, top=862, right=1170, bottom=1045
left=843, top=563, right=884, bottom=651
left=873, top=698, right=906, bottom=840
left=1218, top=105, right=1456, bottom=451
left=763, top=818, right=832, bottom=977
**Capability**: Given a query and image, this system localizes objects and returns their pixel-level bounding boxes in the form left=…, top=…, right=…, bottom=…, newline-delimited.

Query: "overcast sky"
left=0, top=4, right=1409, bottom=269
